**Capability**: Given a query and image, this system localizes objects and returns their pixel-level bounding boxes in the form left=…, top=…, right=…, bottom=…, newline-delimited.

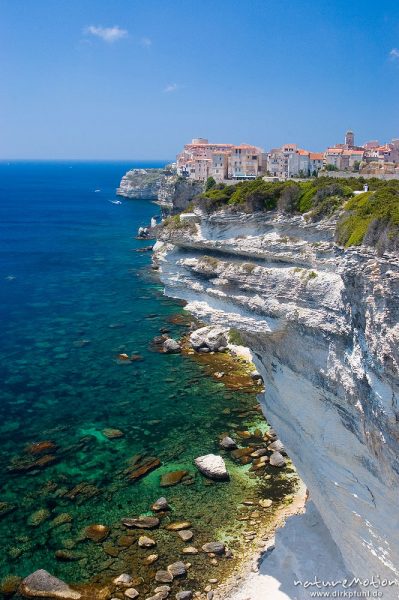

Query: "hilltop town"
left=176, top=132, right=399, bottom=181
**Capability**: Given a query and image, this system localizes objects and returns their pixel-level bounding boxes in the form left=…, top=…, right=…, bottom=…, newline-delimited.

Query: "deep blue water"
left=0, top=161, right=287, bottom=593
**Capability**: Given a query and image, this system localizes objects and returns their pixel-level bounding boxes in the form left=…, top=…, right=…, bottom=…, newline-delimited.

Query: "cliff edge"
left=154, top=208, right=399, bottom=598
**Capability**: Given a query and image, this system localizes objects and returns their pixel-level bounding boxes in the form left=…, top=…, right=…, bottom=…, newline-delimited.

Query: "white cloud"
left=86, top=25, right=128, bottom=43
left=140, top=36, right=152, bottom=47
left=163, top=83, right=179, bottom=93
left=389, top=48, right=399, bottom=60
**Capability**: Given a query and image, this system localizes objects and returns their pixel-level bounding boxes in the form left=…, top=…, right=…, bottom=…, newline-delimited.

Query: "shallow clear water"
left=0, top=162, right=294, bottom=594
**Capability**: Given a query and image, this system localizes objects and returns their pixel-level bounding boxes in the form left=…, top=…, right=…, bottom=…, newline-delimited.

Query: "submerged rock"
left=154, top=585, right=171, bottom=594
left=84, top=524, right=110, bottom=542
left=122, top=516, right=160, bottom=529
left=182, top=546, right=198, bottom=555
left=165, top=521, right=192, bottom=531
left=219, top=436, right=237, bottom=450
left=19, top=569, right=81, bottom=599
left=155, top=570, right=173, bottom=583
left=202, top=542, right=225, bottom=555
left=176, top=592, right=193, bottom=600
left=8, top=453, right=58, bottom=473
left=151, top=497, right=169, bottom=512
left=194, top=454, right=229, bottom=480
left=54, top=550, right=79, bottom=562
left=143, top=554, right=159, bottom=565
left=160, top=470, right=188, bottom=487
left=113, top=574, right=133, bottom=587
left=127, top=457, right=162, bottom=482
left=0, top=575, right=21, bottom=595
left=50, top=513, right=73, bottom=528
left=25, top=440, right=57, bottom=455
left=163, top=338, right=181, bottom=353
left=177, top=530, right=193, bottom=541
left=152, top=586, right=170, bottom=600
left=231, top=447, right=254, bottom=460
left=117, top=535, right=134, bottom=547
left=0, top=502, right=16, bottom=519
left=27, top=508, right=50, bottom=527
left=124, top=589, right=139, bottom=599
left=167, top=561, right=186, bottom=577
left=102, top=428, right=124, bottom=439
left=250, top=448, right=268, bottom=458
left=138, top=535, right=156, bottom=548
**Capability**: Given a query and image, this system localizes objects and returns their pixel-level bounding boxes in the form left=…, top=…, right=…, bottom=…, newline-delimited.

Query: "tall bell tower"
left=345, top=130, right=355, bottom=147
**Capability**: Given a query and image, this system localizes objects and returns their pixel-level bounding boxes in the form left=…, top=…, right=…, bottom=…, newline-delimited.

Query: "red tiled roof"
left=186, top=143, right=234, bottom=148
left=326, top=148, right=344, bottom=154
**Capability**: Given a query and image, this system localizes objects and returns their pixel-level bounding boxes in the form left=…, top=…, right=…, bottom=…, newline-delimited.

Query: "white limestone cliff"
left=116, top=166, right=204, bottom=212
left=154, top=209, right=399, bottom=599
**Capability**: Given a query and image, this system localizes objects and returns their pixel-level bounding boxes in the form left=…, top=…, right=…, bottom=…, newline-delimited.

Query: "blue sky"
left=1, top=0, right=399, bottom=159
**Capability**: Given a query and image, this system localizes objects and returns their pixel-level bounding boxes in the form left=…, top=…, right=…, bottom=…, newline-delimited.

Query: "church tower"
left=345, top=130, right=355, bottom=147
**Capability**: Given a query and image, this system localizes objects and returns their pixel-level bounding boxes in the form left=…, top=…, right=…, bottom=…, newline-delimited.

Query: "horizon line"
left=0, top=158, right=173, bottom=162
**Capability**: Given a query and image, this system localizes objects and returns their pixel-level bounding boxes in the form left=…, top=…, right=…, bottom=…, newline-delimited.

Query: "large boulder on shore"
left=269, top=451, right=286, bottom=467
left=268, top=439, right=285, bottom=453
left=194, top=454, right=229, bottom=480
left=189, top=326, right=228, bottom=352
left=19, top=569, right=81, bottom=599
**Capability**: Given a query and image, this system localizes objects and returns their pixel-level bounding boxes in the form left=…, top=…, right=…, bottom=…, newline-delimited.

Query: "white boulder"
left=194, top=454, right=229, bottom=480
left=20, top=570, right=81, bottom=599
left=189, top=326, right=228, bottom=352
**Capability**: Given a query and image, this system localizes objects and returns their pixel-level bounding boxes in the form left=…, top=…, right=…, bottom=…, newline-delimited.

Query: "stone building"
left=176, top=138, right=264, bottom=182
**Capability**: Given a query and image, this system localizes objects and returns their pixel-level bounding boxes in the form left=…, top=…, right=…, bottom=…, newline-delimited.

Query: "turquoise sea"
left=0, top=161, right=295, bottom=597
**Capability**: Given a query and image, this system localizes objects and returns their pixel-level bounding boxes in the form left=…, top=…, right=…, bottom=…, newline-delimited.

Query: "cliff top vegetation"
left=192, top=177, right=399, bottom=253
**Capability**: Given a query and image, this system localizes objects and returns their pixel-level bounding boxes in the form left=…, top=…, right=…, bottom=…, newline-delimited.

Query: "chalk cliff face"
left=116, top=167, right=172, bottom=199
left=157, top=177, right=204, bottom=214
left=117, top=168, right=203, bottom=213
left=154, top=209, right=399, bottom=596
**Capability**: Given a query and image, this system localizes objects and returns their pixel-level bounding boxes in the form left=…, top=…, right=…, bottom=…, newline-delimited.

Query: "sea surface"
left=0, top=161, right=295, bottom=595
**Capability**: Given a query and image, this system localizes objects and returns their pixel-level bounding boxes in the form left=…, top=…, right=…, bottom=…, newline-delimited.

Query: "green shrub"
left=299, top=184, right=317, bottom=212
left=229, top=328, right=245, bottom=346
left=241, top=262, right=256, bottom=273
left=205, top=176, right=217, bottom=191
left=336, top=189, right=399, bottom=251
left=201, top=255, right=220, bottom=268
left=163, top=214, right=195, bottom=233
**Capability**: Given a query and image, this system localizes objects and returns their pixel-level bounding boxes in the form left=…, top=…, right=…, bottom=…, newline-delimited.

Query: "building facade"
left=176, top=138, right=265, bottom=182
left=267, top=145, right=324, bottom=178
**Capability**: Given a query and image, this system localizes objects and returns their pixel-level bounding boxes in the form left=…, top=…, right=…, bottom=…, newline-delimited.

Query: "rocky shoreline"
left=5, top=315, right=303, bottom=600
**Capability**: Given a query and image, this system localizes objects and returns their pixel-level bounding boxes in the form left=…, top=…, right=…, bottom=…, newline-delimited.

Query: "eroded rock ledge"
left=154, top=209, right=399, bottom=596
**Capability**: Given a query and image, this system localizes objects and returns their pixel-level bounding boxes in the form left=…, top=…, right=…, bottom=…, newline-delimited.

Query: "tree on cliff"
left=205, top=177, right=216, bottom=191
left=277, top=184, right=300, bottom=213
